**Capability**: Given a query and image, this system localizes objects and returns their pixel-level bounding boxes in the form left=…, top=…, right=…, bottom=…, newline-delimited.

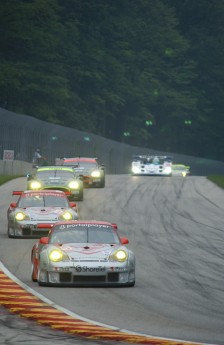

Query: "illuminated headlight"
left=109, top=249, right=128, bottom=262
left=132, top=166, right=141, bottom=174
left=15, top=212, right=29, bottom=221
left=91, top=170, right=100, bottom=177
left=164, top=167, right=172, bottom=174
left=49, top=249, right=69, bottom=262
left=182, top=171, right=187, bottom=177
left=60, top=211, right=73, bottom=221
left=30, top=181, right=42, bottom=189
left=68, top=181, right=79, bottom=189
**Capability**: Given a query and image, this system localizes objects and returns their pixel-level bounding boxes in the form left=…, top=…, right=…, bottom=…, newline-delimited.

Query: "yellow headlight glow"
left=49, top=250, right=63, bottom=262
left=30, top=181, right=42, bottom=189
left=68, top=181, right=79, bottom=189
left=62, top=211, right=73, bottom=220
left=110, top=249, right=128, bottom=262
left=91, top=170, right=100, bottom=177
left=15, top=212, right=26, bottom=221
left=132, top=166, right=141, bottom=174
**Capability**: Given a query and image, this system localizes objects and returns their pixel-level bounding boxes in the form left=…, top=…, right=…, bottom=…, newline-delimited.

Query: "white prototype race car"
left=131, top=155, right=172, bottom=176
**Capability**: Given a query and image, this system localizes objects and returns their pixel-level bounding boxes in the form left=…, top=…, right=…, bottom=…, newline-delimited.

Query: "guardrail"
left=1, top=107, right=224, bottom=176
left=0, top=160, right=32, bottom=175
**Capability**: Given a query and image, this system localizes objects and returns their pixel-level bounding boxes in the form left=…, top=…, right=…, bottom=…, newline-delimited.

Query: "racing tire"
left=98, top=178, right=105, bottom=188
left=31, top=263, right=37, bottom=282
left=8, top=226, right=15, bottom=238
left=126, top=281, right=135, bottom=287
left=78, top=190, right=84, bottom=201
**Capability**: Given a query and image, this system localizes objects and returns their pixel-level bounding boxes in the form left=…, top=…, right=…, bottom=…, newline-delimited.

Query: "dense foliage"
left=1, top=0, right=223, bottom=160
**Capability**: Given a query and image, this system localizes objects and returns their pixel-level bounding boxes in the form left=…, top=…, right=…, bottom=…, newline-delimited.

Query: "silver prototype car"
left=8, top=190, right=79, bottom=238
left=31, top=220, right=135, bottom=287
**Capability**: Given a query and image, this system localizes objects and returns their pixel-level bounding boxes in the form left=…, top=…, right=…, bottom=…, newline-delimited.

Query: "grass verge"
left=207, top=175, right=224, bottom=189
left=0, top=175, right=23, bottom=186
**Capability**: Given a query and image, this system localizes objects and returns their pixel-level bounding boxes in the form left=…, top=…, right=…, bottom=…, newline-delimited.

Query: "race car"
left=31, top=220, right=135, bottom=287
left=7, top=190, right=79, bottom=238
left=171, top=164, right=191, bottom=177
left=131, top=155, right=172, bottom=176
left=61, top=157, right=105, bottom=188
left=27, top=166, right=84, bottom=201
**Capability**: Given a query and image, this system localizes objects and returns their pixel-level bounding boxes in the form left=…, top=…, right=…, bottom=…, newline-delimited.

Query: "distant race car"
left=31, top=220, right=135, bottom=287
left=61, top=157, right=105, bottom=188
left=7, top=190, right=78, bottom=238
left=131, top=155, right=172, bottom=176
left=27, top=166, right=84, bottom=201
left=171, top=164, right=191, bottom=177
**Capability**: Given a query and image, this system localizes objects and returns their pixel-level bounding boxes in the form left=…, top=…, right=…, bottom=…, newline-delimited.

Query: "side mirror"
left=10, top=202, right=17, bottom=208
left=26, top=174, right=33, bottom=181
left=120, top=237, right=129, bottom=245
left=69, top=202, right=77, bottom=208
left=39, top=237, right=49, bottom=244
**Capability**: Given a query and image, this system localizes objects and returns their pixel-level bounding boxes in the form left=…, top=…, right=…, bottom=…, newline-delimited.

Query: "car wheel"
left=127, top=281, right=135, bottom=287
left=78, top=190, right=83, bottom=201
left=31, top=263, right=37, bottom=282
left=8, top=226, right=15, bottom=238
left=98, top=178, right=105, bottom=188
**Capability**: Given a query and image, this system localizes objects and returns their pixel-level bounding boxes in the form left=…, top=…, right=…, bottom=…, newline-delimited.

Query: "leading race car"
left=131, top=155, right=172, bottom=176
left=61, top=157, right=105, bottom=188
left=27, top=166, right=84, bottom=201
left=7, top=190, right=79, bottom=238
left=31, top=220, right=135, bottom=287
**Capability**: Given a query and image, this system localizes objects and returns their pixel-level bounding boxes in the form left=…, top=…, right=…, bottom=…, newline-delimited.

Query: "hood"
left=73, top=166, right=93, bottom=174
left=38, top=176, right=71, bottom=186
left=58, top=243, right=122, bottom=261
left=19, top=207, right=67, bottom=221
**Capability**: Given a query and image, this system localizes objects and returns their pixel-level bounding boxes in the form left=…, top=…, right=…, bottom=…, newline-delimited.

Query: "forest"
left=0, top=0, right=224, bottom=160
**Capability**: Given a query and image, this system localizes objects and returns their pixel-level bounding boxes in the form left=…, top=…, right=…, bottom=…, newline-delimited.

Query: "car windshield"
left=36, top=170, right=74, bottom=178
left=50, top=225, right=120, bottom=244
left=18, top=195, right=69, bottom=208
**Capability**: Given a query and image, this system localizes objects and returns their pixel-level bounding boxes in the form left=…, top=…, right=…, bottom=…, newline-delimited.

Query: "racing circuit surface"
left=0, top=175, right=224, bottom=345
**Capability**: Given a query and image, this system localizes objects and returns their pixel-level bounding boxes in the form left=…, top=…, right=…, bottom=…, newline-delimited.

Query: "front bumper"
left=38, top=262, right=135, bottom=286
left=9, top=222, right=54, bottom=238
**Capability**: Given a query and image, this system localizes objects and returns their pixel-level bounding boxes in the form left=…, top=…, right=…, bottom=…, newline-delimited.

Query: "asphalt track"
left=0, top=175, right=224, bottom=345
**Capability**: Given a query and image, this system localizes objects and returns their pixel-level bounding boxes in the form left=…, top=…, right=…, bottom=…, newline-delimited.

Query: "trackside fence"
left=1, top=108, right=224, bottom=176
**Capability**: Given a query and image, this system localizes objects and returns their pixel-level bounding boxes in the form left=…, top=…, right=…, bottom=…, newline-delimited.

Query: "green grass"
left=0, top=175, right=23, bottom=186
left=207, top=175, right=224, bottom=189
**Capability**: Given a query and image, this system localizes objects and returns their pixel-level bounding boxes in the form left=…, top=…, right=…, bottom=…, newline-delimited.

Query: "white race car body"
left=131, top=155, right=172, bottom=176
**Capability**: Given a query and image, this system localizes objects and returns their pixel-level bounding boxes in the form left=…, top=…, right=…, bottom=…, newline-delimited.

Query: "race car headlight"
left=182, top=171, right=187, bottom=177
left=132, top=166, right=141, bottom=174
left=68, top=181, right=80, bottom=189
left=15, top=212, right=29, bottom=221
left=30, top=181, right=42, bottom=189
left=109, top=249, right=128, bottom=262
left=164, top=167, right=172, bottom=174
left=91, top=170, right=100, bottom=177
left=49, top=249, right=69, bottom=262
left=60, top=211, right=73, bottom=221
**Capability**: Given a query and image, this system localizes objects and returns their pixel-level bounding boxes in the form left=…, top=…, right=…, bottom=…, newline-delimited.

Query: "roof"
left=63, top=157, right=97, bottom=163
left=23, top=190, right=66, bottom=195
left=53, top=220, right=114, bottom=227
left=37, top=166, right=74, bottom=172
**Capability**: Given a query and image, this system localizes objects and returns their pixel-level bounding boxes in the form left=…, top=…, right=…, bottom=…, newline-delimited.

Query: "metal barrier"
left=1, top=107, right=224, bottom=176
